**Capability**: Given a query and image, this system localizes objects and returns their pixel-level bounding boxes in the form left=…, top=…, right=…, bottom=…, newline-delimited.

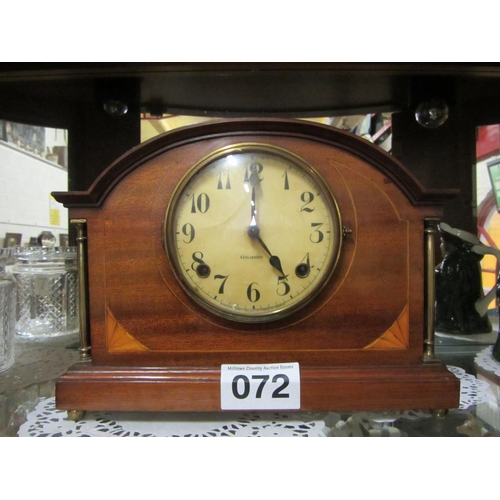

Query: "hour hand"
left=259, top=236, right=286, bottom=278
left=268, top=253, right=286, bottom=277
left=247, top=227, right=286, bottom=277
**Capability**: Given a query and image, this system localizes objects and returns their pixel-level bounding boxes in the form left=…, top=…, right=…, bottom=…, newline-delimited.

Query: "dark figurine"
left=435, top=223, right=492, bottom=334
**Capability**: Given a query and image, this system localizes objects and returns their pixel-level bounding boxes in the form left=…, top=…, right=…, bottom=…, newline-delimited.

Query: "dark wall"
left=0, top=77, right=141, bottom=193
left=392, top=104, right=474, bottom=232
left=392, top=76, right=500, bottom=234
left=68, top=79, right=141, bottom=191
left=3, top=68, right=500, bottom=236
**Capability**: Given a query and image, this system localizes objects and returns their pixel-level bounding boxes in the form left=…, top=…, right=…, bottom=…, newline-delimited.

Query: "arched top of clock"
left=52, top=117, right=457, bottom=208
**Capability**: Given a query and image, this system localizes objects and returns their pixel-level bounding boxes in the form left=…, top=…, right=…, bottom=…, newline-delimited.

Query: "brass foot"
left=67, top=410, right=86, bottom=421
left=430, top=409, right=448, bottom=418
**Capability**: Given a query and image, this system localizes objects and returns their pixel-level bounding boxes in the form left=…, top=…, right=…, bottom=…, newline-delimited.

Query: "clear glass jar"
left=12, top=247, right=79, bottom=338
left=0, top=248, right=16, bottom=371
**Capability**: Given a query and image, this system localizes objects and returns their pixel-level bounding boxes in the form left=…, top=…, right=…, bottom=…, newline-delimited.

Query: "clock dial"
left=165, top=144, right=342, bottom=322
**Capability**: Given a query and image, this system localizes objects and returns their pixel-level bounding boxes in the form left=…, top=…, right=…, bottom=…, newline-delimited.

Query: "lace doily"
left=475, top=346, right=500, bottom=376
left=18, top=398, right=330, bottom=437
left=446, top=365, right=491, bottom=408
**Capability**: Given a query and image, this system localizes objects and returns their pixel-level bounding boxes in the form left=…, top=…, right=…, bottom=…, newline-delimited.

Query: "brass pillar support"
left=424, top=217, right=440, bottom=362
left=72, top=219, right=91, bottom=360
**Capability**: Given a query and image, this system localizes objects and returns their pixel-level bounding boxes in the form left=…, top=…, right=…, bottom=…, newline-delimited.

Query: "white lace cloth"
left=17, top=366, right=490, bottom=437
left=475, top=346, right=500, bottom=377
left=19, top=398, right=330, bottom=437
left=447, top=365, right=491, bottom=409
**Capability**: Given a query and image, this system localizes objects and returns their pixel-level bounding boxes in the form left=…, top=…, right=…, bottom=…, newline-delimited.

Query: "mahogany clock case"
left=52, top=118, right=460, bottom=412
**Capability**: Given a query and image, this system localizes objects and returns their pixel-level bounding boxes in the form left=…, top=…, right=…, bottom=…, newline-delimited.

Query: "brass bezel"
left=164, top=143, right=343, bottom=323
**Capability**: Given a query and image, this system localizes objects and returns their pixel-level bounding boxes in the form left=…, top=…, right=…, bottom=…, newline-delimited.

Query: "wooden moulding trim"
left=51, top=118, right=458, bottom=208
left=58, top=361, right=457, bottom=382
left=55, top=361, right=460, bottom=412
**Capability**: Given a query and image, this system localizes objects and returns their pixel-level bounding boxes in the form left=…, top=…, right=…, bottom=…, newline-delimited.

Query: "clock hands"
left=249, top=168, right=259, bottom=228
left=247, top=225, right=287, bottom=278
left=247, top=168, right=287, bottom=279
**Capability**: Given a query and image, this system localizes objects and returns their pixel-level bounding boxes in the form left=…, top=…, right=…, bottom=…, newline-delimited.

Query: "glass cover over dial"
left=165, top=144, right=342, bottom=322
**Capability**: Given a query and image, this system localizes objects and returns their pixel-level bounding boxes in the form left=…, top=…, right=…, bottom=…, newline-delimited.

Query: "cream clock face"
left=165, top=144, right=342, bottom=322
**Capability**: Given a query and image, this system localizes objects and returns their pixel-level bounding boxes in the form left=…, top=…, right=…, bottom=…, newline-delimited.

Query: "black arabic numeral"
left=252, top=375, right=270, bottom=398
left=272, top=374, right=290, bottom=398
left=214, top=274, right=229, bottom=294
left=244, top=161, right=264, bottom=182
left=247, top=282, right=261, bottom=303
left=190, top=193, right=210, bottom=213
left=232, top=375, right=250, bottom=399
left=310, top=223, right=324, bottom=243
left=282, top=169, right=290, bottom=190
left=300, top=192, right=315, bottom=212
left=191, top=251, right=205, bottom=271
left=277, top=275, right=291, bottom=296
left=181, top=223, right=195, bottom=243
left=217, top=170, right=231, bottom=190
left=295, top=252, right=311, bottom=278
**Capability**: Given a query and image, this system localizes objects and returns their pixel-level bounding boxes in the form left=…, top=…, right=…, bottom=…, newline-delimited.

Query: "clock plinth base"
left=55, top=361, right=460, bottom=413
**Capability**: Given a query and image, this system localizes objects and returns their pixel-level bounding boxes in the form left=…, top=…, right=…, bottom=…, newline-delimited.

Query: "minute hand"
left=249, top=169, right=259, bottom=224
left=247, top=170, right=286, bottom=278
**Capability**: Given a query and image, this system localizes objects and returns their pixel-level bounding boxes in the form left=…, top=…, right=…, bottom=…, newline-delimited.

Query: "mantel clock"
left=52, top=118, right=460, bottom=413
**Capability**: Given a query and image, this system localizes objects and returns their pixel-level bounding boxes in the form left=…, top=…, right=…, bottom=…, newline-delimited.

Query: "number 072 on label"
left=220, top=363, right=300, bottom=410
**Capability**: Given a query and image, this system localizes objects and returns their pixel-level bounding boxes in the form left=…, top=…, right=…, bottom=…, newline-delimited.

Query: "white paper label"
left=220, top=362, right=300, bottom=410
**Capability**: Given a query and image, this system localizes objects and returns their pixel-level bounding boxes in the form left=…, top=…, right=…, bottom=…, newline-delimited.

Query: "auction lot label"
left=220, top=363, right=300, bottom=410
